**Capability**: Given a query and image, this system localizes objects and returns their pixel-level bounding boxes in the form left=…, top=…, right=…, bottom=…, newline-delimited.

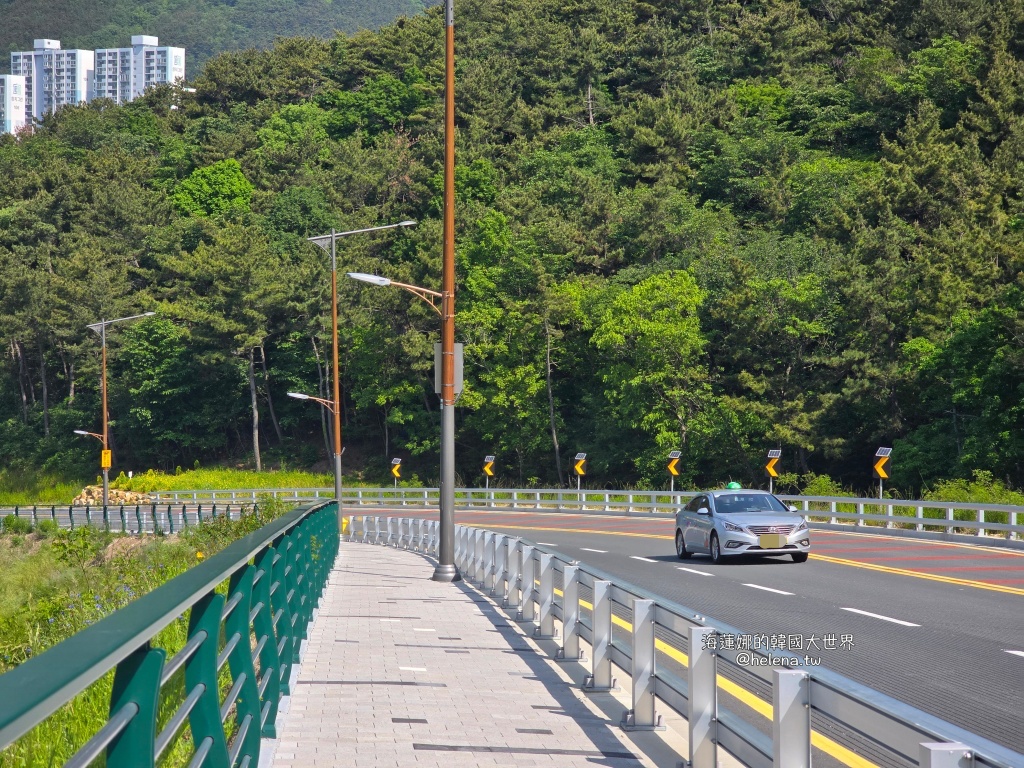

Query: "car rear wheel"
left=792, top=552, right=809, bottom=563
left=675, top=530, right=691, bottom=559
left=709, top=533, right=722, bottom=564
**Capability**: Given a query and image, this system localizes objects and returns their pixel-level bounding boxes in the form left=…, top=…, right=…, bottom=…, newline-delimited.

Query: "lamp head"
left=398, top=220, right=416, bottom=227
left=287, top=392, right=311, bottom=401
left=347, top=272, right=392, bottom=287
left=73, top=430, right=89, bottom=436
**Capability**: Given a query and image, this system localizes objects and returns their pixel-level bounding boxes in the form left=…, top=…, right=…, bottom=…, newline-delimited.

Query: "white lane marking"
left=380, top=618, right=400, bottom=622
left=1004, top=650, right=1024, bottom=659
left=630, top=556, right=658, bottom=563
left=840, top=607, right=920, bottom=627
left=399, top=667, right=426, bottom=672
left=743, top=583, right=794, bottom=595
left=581, top=548, right=607, bottom=553
left=537, top=542, right=557, bottom=546
left=413, top=628, right=435, bottom=632
left=677, top=567, right=714, bottom=576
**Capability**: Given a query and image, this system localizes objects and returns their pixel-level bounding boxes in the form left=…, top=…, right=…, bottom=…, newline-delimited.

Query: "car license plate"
left=759, top=534, right=785, bottom=549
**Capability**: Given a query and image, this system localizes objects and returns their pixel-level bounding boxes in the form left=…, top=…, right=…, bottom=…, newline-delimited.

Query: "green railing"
left=0, top=500, right=339, bottom=768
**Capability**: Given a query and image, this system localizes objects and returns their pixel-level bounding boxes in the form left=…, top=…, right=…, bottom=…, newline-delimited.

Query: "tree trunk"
left=248, top=349, right=262, bottom=471
left=13, top=340, right=28, bottom=422
left=17, top=339, right=34, bottom=410
left=544, top=319, right=564, bottom=486
left=259, top=344, right=284, bottom=443
left=311, top=335, right=331, bottom=462
left=586, top=81, right=595, bottom=126
left=38, top=337, right=49, bottom=437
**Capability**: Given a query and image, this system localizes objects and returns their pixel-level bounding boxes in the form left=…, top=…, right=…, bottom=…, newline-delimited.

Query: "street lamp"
left=85, top=312, right=156, bottom=508
left=346, top=270, right=460, bottom=583
left=306, top=220, right=416, bottom=529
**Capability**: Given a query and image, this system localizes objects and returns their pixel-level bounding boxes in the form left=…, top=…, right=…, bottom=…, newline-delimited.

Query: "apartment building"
left=94, top=35, right=185, bottom=105
left=0, top=75, right=28, bottom=134
left=10, top=39, right=94, bottom=123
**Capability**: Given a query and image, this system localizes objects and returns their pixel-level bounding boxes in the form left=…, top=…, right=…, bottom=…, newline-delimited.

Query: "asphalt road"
left=365, top=508, right=1024, bottom=763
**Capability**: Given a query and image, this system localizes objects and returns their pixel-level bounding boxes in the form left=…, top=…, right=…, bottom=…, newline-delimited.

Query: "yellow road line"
left=813, top=528, right=1024, bottom=556
left=566, top=596, right=879, bottom=767
left=810, top=553, right=1024, bottom=596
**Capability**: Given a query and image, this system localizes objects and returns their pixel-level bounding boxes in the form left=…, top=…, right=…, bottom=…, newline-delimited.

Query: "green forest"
left=0, top=0, right=437, bottom=72
left=1, top=0, right=1022, bottom=495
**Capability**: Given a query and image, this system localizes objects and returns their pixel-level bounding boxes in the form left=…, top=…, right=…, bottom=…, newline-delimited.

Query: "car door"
left=684, top=495, right=709, bottom=552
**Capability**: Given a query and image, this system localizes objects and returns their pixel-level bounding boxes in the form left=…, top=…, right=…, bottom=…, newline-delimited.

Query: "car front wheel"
left=709, top=533, right=722, bottom=564
left=792, top=551, right=809, bottom=563
left=675, top=530, right=691, bottom=559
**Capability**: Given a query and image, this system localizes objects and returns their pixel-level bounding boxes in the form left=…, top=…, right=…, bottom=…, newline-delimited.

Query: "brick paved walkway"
left=264, top=541, right=666, bottom=767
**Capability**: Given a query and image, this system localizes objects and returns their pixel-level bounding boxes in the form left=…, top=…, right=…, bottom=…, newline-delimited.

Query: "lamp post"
left=347, top=270, right=460, bottom=583
left=306, top=221, right=416, bottom=529
left=85, top=312, right=155, bottom=508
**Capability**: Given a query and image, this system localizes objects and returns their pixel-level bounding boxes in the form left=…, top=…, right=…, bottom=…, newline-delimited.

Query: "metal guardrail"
left=150, top=487, right=1024, bottom=542
left=0, top=500, right=339, bottom=768
left=345, top=513, right=1024, bottom=768
left=0, top=504, right=251, bottom=534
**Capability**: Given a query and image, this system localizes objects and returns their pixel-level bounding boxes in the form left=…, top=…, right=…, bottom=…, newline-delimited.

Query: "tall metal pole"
left=434, top=0, right=460, bottom=582
left=101, top=323, right=109, bottom=509
left=330, top=230, right=344, bottom=528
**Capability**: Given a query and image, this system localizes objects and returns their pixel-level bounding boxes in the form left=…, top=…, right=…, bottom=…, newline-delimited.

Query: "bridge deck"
left=263, top=541, right=665, bottom=767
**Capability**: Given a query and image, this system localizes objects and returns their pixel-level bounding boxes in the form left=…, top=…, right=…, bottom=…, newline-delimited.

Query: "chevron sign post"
left=766, top=449, right=781, bottom=494
left=573, top=453, right=587, bottom=491
left=873, top=448, right=892, bottom=499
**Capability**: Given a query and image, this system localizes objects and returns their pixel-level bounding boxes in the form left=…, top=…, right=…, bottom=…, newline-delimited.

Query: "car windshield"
left=714, top=493, right=788, bottom=514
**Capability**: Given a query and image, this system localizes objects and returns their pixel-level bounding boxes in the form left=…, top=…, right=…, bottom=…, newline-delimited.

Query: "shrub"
left=36, top=520, right=60, bottom=537
left=2, top=515, right=32, bottom=535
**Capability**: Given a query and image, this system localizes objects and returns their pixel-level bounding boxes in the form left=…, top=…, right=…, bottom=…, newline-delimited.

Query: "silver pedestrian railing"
left=152, top=487, right=1024, bottom=543
left=344, top=514, right=1024, bottom=768
left=0, top=503, right=251, bottom=534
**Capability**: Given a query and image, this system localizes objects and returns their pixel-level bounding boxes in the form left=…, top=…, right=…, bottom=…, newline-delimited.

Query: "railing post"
left=583, top=580, right=616, bottom=692
left=919, top=743, right=972, bottom=767
left=225, top=565, right=262, bottom=766
left=535, top=553, right=555, bottom=639
left=184, top=592, right=231, bottom=764
left=504, top=538, right=521, bottom=608
left=688, top=626, right=717, bottom=768
left=555, top=565, right=583, bottom=661
left=773, top=669, right=811, bottom=768
left=253, top=547, right=282, bottom=737
left=917, top=506, right=924, bottom=532
left=484, top=532, right=495, bottom=592
left=830, top=501, right=837, bottom=524
left=492, top=534, right=507, bottom=597
left=105, top=645, right=166, bottom=768
left=1011, top=511, right=1019, bottom=541
left=475, top=529, right=485, bottom=583
left=622, top=599, right=661, bottom=730
left=517, top=545, right=536, bottom=622
left=977, top=509, right=986, bottom=537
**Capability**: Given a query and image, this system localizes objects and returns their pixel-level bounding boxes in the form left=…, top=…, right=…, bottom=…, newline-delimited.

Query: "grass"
left=0, top=497, right=293, bottom=767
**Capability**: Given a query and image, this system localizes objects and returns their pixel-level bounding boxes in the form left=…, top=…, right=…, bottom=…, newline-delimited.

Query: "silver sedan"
left=675, top=489, right=810, bottom=563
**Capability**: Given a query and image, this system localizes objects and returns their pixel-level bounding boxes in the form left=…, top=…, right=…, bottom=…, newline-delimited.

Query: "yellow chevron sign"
left=483, top=455, right=495, bottom=477
left=873, top=456, right=889, bottom=479
left=390, top=458, right=402, bottom=478
left=573, top=453, right=587, bottom=476
left=766, top=449, right=781, bottom=478
left=873, top=447, right=891, bottom=479
left=667, top=450, right=681, bottom=476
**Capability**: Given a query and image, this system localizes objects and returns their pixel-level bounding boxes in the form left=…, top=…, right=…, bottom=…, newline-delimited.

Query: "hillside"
left=0, top=0, right=439, bottom=74
left=0, top=0, right=1022, bottom=495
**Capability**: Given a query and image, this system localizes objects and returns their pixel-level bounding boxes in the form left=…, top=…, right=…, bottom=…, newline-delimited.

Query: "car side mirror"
left=788, top=505, right=798, bottom=513
left=697, top=507, right=710, bottom=516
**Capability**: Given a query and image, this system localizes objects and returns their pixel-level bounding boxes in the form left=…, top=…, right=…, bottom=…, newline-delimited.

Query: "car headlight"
left=795, top=519, right=808, bottom=532
left=723, top=521, right=747, bottom=533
